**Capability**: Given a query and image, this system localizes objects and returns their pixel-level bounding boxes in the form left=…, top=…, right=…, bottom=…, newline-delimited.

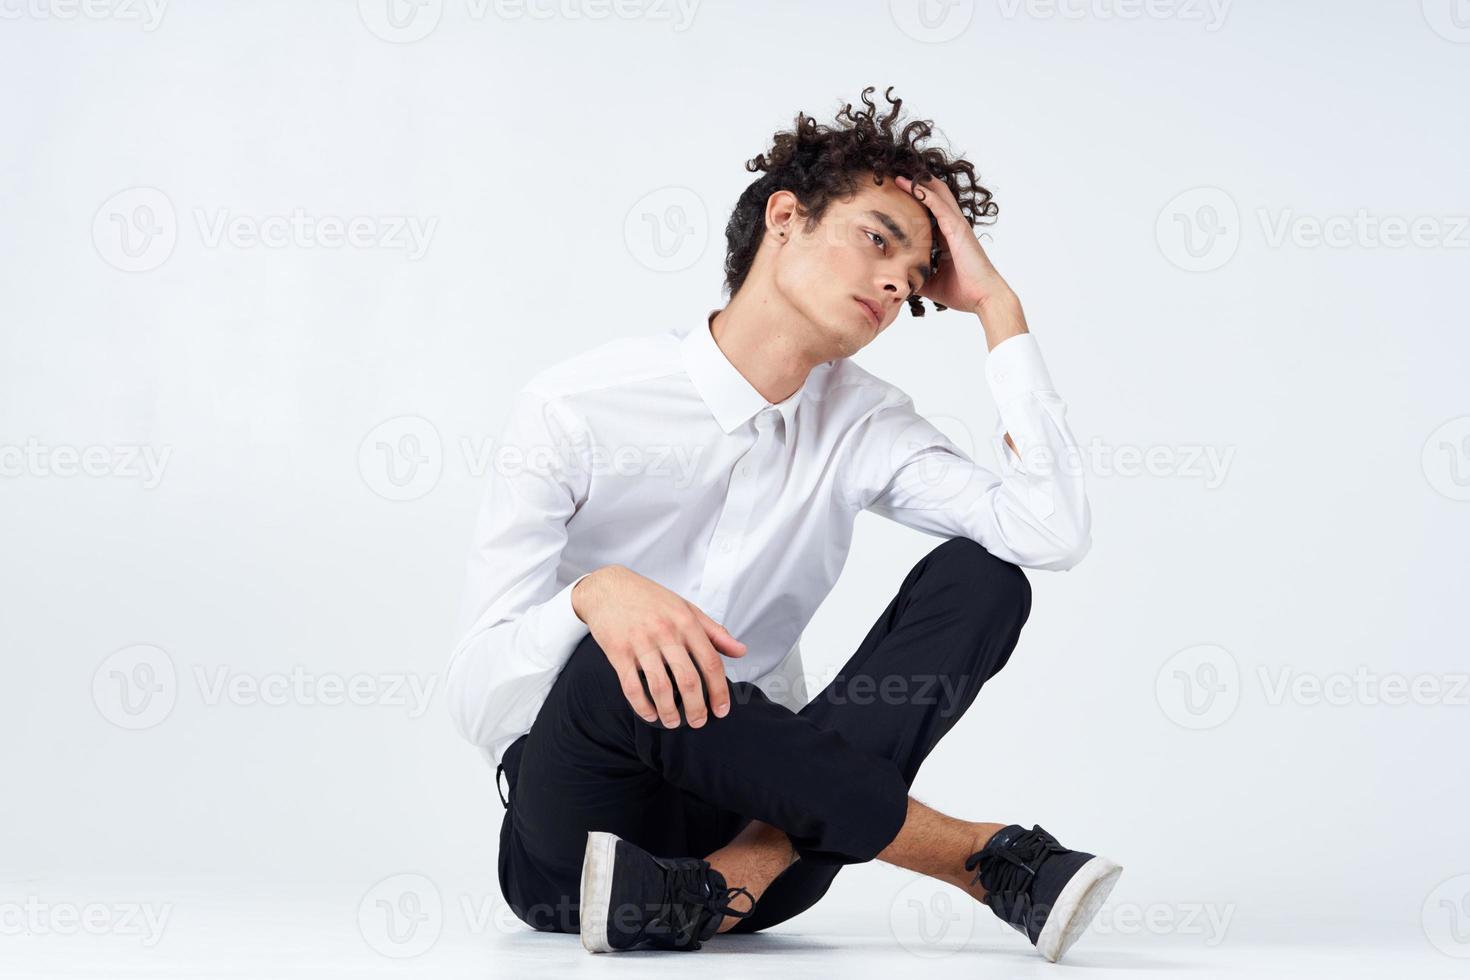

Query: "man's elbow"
left=443, top=649, right=491, bottom=747
left=1037, top=510, right=1092, bottom=571
left=443, top=668, right=476, bottom=745
left=1052, top=498, right=1093, bottom=570
left=1052, top=530, right=1092, bottom=571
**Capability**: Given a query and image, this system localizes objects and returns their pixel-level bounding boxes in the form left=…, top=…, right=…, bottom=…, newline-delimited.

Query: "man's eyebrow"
left=866, top=209, right=932, bottom=285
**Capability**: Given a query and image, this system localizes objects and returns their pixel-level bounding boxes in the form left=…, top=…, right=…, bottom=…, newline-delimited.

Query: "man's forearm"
left=972, top=290, right=1029, bottom=454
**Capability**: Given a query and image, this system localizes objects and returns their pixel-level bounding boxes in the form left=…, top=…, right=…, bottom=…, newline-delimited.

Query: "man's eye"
left=866, top=230, right=886, bottom=250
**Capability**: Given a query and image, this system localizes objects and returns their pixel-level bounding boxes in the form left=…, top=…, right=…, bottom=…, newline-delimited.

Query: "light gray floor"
left=3, top=871, right=1464, bottom=979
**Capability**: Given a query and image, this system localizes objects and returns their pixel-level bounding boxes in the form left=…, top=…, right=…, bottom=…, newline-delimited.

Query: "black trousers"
left=496, top=536, right=1032, bottom=935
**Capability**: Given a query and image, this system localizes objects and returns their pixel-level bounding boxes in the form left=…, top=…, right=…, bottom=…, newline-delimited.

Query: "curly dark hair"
left=721, top=85, right=997, bottom=318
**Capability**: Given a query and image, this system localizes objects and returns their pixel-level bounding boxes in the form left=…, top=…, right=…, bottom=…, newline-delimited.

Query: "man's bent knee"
left=926, top=537, right=1032, bottom=621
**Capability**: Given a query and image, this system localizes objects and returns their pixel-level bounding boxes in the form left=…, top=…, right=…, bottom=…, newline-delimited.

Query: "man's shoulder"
left=521, top=329, right=682, bottom=403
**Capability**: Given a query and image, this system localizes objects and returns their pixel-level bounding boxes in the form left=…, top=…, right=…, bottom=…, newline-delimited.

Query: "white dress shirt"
left=447, top=309, right=1091, bottom=768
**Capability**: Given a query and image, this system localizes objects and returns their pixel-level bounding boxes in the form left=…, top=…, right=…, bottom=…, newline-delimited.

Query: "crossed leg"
left=705, top=535, right=1033, bottom=932
left=497, top=536, right=1031, bottom=936
left=709, top=802, right=1009, bottom=933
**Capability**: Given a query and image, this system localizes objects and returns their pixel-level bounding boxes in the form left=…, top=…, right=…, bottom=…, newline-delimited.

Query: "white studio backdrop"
left=2, top=0, right=1468, bottom=974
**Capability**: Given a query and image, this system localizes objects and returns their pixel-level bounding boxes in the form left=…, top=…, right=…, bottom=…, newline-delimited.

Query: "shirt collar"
left=681, top=308, right=805, bottom=434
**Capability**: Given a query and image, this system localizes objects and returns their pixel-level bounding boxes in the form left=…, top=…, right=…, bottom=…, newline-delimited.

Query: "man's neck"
left=707, top=287, right=829, bottom=406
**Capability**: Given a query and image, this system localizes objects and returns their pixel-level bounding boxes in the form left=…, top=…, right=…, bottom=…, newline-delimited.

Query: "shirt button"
left=720, top=539, right=734, bottom=554
left=738, top=464, right=750, bottom=477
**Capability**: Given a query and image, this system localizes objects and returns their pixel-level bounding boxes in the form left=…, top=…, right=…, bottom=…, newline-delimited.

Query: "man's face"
left=770, top=172, right=935, bottom=358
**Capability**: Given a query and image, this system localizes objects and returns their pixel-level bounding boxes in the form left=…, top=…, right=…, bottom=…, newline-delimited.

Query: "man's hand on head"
left=894, top=173, right=1011, bottom=312
left=894, top=174, right=1028, bottom=350
left=572, top=565, right=747, bottom=730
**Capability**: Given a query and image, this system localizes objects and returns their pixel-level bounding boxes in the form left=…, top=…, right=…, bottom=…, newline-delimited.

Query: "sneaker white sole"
left=579, top=830, right=618, bottom=953
left=1035, top=855, right=1123, bottom=963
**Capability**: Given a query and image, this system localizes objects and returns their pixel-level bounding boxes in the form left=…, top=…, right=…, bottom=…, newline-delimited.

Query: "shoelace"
left=646, top=862, right=756, bottom=949
left=964, top=825, right=1069, bottom=896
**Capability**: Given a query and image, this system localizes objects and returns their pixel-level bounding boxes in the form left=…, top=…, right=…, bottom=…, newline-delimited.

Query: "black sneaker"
left=965, top=823, right=1122, bottom=962
left=579, top=830, right=755, bottom=952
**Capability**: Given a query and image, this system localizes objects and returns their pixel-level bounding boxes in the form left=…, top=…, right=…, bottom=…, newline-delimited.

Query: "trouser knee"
left=915, top=537, right=1032, bottom=683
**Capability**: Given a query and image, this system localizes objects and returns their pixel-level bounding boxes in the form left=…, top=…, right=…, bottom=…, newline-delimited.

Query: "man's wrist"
left=972, top=289, right=1027, bottom=351
left=571, top=566, right=607, bottom=625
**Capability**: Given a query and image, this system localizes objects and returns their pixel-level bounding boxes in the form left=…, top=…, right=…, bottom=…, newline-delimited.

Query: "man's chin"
left=826, top=324, right=868, bottom=359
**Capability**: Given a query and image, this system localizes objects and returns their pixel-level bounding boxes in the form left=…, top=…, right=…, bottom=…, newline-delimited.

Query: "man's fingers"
left=692, top=607, right=746, bottom=657
left=686, top=629, right=732, bottom=720
left=897, top=174, right=967, bottom=236
left=662, top=646, right=709, bottom=728
left=637, top=650, right=681, bottom=729
left=613, top=658, right=658, bottom=724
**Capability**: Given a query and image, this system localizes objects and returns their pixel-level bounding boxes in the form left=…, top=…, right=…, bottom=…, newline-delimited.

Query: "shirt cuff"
left=529, top=572, right=594, bottom=666
left=985, top=332, right=1056, bottom=405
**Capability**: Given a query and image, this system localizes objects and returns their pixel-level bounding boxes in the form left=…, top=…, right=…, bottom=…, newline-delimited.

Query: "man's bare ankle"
left=958, top=822, right=1009, bottom=900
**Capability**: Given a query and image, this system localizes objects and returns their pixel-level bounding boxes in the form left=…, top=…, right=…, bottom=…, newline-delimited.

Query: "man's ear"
left=764, top=190, right=799, bottom=236
left=765, top=189, right=816, bottom=240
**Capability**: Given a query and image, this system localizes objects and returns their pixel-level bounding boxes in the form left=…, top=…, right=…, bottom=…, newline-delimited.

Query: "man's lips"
left=854, top=297, right=881, bottom=326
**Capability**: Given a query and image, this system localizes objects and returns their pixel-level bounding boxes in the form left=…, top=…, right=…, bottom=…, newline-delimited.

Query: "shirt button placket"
left=703, top=410, right=781, bottom=621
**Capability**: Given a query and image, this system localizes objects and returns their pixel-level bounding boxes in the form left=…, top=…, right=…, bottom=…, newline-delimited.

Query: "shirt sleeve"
left=444, top=384, right=595, bottom=752
left=842, top=332, right=1092, bottom=571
